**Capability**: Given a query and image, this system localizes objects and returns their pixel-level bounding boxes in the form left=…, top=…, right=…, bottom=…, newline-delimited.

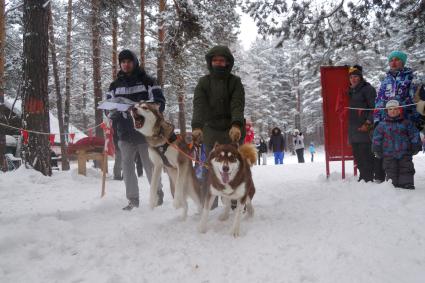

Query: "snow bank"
left=1, top=153, right=424, bottom=282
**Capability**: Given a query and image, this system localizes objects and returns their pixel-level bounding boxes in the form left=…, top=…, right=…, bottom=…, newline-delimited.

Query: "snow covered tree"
left=91, top=0, right=103, bottom=137
left=63, top=0, right=73, bottom=136
left=48, top=5, right=70, bottom=171
left=0, top=0, right=5, bottom=171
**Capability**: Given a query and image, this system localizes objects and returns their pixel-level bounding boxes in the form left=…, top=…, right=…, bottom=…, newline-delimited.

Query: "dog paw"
left=232, top=229, right=240, bottom=238
left=198, top=224, right=207, bottom=234
left=218, top=213, right=229, bottom=221
left=173, top=198, right=182, bottom=209
left=149, top=195, right=158, bottom=210
left=178, top=214, right=188, bottom=222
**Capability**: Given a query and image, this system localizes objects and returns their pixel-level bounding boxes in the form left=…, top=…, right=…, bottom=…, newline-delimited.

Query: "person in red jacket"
left=244, top=121, right=255, bottom=144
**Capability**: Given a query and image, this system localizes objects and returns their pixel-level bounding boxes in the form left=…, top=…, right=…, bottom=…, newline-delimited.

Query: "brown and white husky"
left=198, top=143, right=257, bottom=237
left=131, top=102, right=202, bottom=220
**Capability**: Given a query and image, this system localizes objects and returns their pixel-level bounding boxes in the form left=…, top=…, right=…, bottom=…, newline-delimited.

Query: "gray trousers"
left=113, top=146, right=122, bottom=178
left=118, top=140, right=163, bottom=202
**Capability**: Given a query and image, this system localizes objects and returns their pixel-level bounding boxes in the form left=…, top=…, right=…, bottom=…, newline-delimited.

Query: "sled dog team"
left=132, top=102, right=256, bottom=238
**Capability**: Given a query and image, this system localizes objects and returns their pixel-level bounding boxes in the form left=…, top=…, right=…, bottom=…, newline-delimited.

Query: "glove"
left=358, top=121, right=373, bottom=132
left=229, top=125, right=241, bottom=142
left=192, top=128, right=203, bottom=145
left=374, top=152, right=382, bottom=159
left=107, top=110, right=121, bottom=120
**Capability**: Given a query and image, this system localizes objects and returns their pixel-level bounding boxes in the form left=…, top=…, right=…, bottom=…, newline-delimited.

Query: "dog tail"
left=238, top=143, right=257, bottom=167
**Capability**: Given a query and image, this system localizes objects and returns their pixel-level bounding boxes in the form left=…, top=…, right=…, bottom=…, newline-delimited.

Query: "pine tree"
left=63, top=0, right=73, bottom=136
left=22, top=0, right=51, bottom=176
left=48, top=5, right=70, bottom=171
left=0, top=0, right=6, bottom=171
left=91, top=0, right=103, bottom=137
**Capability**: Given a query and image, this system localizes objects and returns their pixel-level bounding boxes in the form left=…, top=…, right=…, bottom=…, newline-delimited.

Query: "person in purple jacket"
left=373, top=51, right=420, bottom=183
left=372, top=100, right=422, bottom=190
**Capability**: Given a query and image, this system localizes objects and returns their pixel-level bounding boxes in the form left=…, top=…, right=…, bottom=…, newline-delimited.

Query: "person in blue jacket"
left=372, top=100, right=422, bottom=189
left=309, top=142, right=316, bottom=162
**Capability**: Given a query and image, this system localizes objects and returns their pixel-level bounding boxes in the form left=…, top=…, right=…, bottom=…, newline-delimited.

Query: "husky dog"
left=131, top=102, right=202, bottom=220
left=199, top=143, right=257, bottom=237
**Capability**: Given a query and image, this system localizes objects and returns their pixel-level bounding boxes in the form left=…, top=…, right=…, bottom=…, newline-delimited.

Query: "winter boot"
left=122, top=199, right=139, bottom=211
left=231, top=200, right=237, bottom=210
left=157, top=189, right=164, bottom=206
left=113, top=175, right=123, bottom=181
left=401, top=184, right=415, bottom=190
left=211, top=196, right=218, bottom=210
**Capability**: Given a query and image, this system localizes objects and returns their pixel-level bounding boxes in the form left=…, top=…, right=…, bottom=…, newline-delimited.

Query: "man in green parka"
left=191, top=45, right=246, bottom=208
left=191, top=45, right=245, bottom=152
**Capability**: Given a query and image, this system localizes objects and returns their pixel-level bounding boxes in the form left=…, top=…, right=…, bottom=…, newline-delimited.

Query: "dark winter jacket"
left=258, top=139, right=267, bottom=153
left=269, top=127, right=286, bottom=152
left=191, top=46, right=245, bottom=147
left=372, top=115, right=421, bottom=159
left=347, top=80, right=376, bottom=144
left=374, top=68, right=419, bottom=124
left=107, top=66, right=166, bottom=144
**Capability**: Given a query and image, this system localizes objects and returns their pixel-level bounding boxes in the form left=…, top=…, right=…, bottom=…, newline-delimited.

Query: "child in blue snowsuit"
left=372, top=100, right=422, bottom=189
left=309, top=142, right=316, bottom=162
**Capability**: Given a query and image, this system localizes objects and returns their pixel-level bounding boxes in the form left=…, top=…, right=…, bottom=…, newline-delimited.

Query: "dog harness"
left=153, top=132, right=178, bottom=168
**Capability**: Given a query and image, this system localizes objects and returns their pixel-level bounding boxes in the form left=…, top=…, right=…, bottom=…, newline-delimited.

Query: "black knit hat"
left=349, top=64, right=363, bottom=77
left=118, top=49, right=139, bottom=67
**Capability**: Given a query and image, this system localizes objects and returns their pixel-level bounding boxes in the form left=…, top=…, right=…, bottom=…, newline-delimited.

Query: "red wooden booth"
left=320, top=66, right=357, bottom=179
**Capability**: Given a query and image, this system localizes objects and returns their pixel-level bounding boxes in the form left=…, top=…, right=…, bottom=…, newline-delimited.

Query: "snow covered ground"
left=1, top=151, right=425, bottom=283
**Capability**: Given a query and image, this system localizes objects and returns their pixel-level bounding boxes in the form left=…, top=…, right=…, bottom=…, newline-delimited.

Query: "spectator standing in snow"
left=107, top=49, right=165, bottom=210
left=269, top=127, right=285, bottom=164
left=374, top=51, right=420, bottom=183
left=347, top=65, right=376, bottom=182
left=244, top=121, right=255, bottom=144
left=309, top=142, right=316, bottom=162
left=257, top=137, right=268, bottom=165
left=293, top=129, right=305, bottom=163
left=372, top=100, right=422, bottom=189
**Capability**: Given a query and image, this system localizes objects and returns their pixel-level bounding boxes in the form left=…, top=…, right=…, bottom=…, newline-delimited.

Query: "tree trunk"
left=111, top=3, right=118, bottom=80
left=91, top=0, right=103, bottom=137
left=64, top=0, right=72, bottom=137
left=22, top=0, right=51, bottom=176
left=177, top=77, right=186, bottom=137
left=0, top=0, right=6, bottom=172
left=48, top=6, right=70, bottom=171
left=294, top=69, right=301, bottom=130
left=82, top=64, right=88, bottom=130
left=140, top=0, right=145, bottom=68
left=157, top=0, right=166, bottom=87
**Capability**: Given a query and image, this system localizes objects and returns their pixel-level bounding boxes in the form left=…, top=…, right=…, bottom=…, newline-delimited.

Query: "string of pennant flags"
left=0, top=121, right=108, bottom=145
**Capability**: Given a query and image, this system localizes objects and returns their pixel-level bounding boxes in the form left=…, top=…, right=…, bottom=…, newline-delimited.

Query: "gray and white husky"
left=131, top=102, right=202, bottom=220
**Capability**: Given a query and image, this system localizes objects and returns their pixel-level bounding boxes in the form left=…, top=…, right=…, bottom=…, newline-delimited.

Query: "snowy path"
left=1, top=153, right=425, bottom=283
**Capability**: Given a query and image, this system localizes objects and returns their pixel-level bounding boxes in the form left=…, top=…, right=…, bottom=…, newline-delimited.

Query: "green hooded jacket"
left=191, top=46, right=245, bottom=148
